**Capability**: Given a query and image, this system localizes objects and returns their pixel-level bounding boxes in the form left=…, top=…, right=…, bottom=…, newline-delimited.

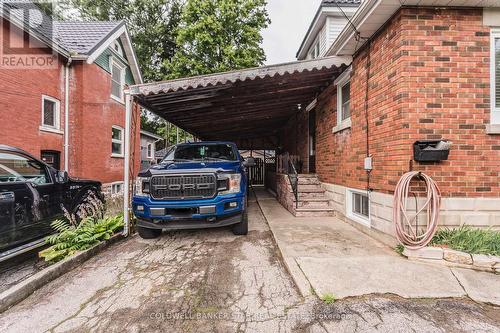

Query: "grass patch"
left=320, top=293, right=336, bottom=305
left=395, top=244, right=404, bottom=255
left=431, top=226, right=500, bottom=256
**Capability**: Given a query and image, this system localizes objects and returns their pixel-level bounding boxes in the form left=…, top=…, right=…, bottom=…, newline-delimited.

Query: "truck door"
left=0, top=150, right=57, bottom=252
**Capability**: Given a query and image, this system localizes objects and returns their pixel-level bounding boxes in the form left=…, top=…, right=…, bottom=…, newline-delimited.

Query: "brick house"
left=277, top=0, right=500, bottom=244
left=0, top=2, right=142, bottom=194
left=119, top=1, right=500, bottom=245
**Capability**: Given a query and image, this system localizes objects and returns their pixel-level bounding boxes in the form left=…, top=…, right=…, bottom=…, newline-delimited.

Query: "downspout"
left=123, top=92, right=132, bottom=236
left=64, top=57, right=72, bottom=172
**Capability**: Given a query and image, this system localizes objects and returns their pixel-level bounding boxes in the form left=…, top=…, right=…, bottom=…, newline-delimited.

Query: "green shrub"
left=431, top=226, right=500, bottom=256
left=39, top=215, right=123, bottom=263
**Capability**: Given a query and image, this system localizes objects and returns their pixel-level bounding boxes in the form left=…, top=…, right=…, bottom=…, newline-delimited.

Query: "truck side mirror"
left=56, top=170, right=69, bottom=183
left=243, top=157, right=256, bottom=167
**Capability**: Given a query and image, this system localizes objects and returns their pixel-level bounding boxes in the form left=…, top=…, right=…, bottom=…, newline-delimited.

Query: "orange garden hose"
left=393, top=171, right=441, bottom=249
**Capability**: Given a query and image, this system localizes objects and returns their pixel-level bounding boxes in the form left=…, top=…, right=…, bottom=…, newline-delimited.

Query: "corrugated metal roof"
left=131, top=56, right=349, bottom=96
left=322, top=0, right=361, bottom=7
left=131, top=57, right=350, bottom=148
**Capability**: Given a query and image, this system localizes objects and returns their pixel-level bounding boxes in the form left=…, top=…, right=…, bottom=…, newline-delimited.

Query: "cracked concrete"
left=0, top=193, right=499, bottom=332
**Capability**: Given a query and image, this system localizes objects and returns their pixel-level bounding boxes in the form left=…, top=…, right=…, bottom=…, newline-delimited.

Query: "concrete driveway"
left=0, top=193, right=499, bottom=332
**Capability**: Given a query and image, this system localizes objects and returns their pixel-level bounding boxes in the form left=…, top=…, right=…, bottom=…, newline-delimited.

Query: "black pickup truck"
left=0, top=145, right=102, bottom=262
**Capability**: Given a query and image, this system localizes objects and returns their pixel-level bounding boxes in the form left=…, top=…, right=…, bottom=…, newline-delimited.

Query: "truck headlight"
left=217, top=174, right=241, bottom=195
left=134, top=177, right=150, bottom=197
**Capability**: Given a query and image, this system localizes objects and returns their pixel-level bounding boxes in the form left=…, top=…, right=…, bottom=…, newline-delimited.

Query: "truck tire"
left=137, top=226, right=162, bottom=239
left=232, top=211, right=248, bottom=235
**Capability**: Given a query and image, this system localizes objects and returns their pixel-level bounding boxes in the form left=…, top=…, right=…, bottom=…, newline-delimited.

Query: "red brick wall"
left=0, top=18, right=66, bottom=162
left=281, top=110, right=309, bottom=173
left=0, top=20, right=141, bottom=184
left=314, top=7, right=499, bottom=198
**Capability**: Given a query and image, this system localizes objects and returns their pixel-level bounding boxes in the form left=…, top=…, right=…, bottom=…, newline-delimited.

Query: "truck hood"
left=139, top=161, right=241, bottom=177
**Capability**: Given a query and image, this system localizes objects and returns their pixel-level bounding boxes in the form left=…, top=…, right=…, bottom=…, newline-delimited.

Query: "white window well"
left=110, top=182, right=124, bottom=195
left=346, top=188, right=370, bottom=226
left=111, top=58, right=125, bottom=102
left=40, top=95, right=61, bottom=133
left=333, top=67, right=352, bottom=133
left=488, top=29, right=500, bottom=134
left=111, top=125, right=124, bottom=157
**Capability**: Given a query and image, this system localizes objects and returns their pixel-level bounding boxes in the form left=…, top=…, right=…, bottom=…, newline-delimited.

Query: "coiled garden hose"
left=393, top=171, right=441, bottom=249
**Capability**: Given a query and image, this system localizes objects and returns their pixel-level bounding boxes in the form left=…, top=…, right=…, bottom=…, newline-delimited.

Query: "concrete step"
left=297, top=184, right=325, bottom=193
left=297, top=200, right=331, bottom=209
left=294, top=207, right=336, bottom=217
left=298, top=173, right=317, bottom=178
left=298, top=177, right=320, bottom=185
left=299, top=191, right=329, bottom=199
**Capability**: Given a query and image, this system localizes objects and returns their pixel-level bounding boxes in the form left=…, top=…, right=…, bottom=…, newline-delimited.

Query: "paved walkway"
left=255, top=188, right=500, bottom=306
left=1, top=191, right=499, bottom=332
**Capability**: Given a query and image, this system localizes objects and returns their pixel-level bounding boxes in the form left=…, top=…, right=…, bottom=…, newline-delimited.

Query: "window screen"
left=111, top=63, right=122, bottom=99
left=341, top=82, right=351, bottom=120
left=43, top=99, right=56, bottom=127
left=496, top=38, right=500, bottom=108
left=352, top=192, right=369, bottom=218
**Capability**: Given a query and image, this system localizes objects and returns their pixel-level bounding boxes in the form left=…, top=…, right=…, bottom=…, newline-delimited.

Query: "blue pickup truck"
left=132, top=141, right=255, bottom=239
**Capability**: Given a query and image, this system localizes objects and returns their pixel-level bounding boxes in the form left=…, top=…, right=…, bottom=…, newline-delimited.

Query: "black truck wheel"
left=232, top=211, right=248, bottom=235
left=137, top=226, right=162, bottom=239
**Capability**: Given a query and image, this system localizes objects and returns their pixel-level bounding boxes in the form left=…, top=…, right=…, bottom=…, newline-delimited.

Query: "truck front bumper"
left=132, top=193, right=245, bottom=230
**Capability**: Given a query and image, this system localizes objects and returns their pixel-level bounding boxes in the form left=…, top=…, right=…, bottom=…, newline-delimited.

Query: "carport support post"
left=123, top=92, right=132, bottom=236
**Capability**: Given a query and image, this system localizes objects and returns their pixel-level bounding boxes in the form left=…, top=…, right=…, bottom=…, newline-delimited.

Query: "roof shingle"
left=1, top=0, right=123, bottom=55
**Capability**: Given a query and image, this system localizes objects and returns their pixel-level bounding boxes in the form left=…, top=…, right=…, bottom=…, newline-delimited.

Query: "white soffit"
left=328, top=0, right=500, bottom=56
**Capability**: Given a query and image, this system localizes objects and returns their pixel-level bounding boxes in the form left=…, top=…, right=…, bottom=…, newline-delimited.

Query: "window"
left=310, top=40, right=320, bottom=59
left=333, top=67, right=352, bottom=133
left=346, top=189, right=370, bottom=226
left=162, top=143, right=237, bottom=162
left=41, top=95, right=60, bottom=129
left=110, top=182, right=124, bottom=195
left=0, top=151, right=50, bottom=184
left=491, top=29, right=500, bottom=126
left=147, top=143, right=153, bottom=159
left=340, top=82, right=351, bottom=120
left=111, top=126, right=124, bottom=157
left=111, top=58, right=125, bottom=101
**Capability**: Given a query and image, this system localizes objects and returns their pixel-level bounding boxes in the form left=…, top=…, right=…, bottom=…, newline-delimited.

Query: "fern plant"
left=40, top=215, right=123, bottom=262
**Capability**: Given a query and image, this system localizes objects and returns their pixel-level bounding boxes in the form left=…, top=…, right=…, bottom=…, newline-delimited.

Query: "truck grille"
left=150, top=174, right=217, bottom=200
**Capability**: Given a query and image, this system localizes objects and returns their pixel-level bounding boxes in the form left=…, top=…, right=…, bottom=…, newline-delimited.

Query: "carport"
left=121, top=56, right=350, bottom=233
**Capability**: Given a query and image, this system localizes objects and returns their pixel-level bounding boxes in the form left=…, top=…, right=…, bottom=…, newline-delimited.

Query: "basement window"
left=111, top=126, right=124, bottom=157
left=489, top=29, right=500, bottom=133
left=346, top=189, right=370, bottom=226
left=110, top=181, right=124, bottom=195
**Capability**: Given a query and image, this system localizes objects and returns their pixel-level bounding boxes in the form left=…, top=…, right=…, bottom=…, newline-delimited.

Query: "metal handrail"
left=287, top=158, right=299, bottom=209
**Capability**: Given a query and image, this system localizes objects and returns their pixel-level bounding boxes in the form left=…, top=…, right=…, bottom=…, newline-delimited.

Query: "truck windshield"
left=162, top=144, right=237, bottom=162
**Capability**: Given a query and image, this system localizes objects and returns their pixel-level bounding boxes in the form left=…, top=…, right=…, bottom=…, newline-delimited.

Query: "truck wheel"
left=232, top=211, right=248, bottom=235
left=137, top=226, right=162, bottom=239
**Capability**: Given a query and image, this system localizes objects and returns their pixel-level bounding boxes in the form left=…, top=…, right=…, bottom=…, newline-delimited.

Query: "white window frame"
left=333, top=67, right=352, bottom=133
left=110, top=181, right=124, bottom=195
left=147, top=142, right=153, bottom=159
left=345, top=188, right=371, bottom=227
left=110, top=57, right=125, bottom=103
left=111, top=125, right=124, bottom=158
left=490, top=28, right=500, bottom=126
left=40, top=95, right=62, bottom=134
